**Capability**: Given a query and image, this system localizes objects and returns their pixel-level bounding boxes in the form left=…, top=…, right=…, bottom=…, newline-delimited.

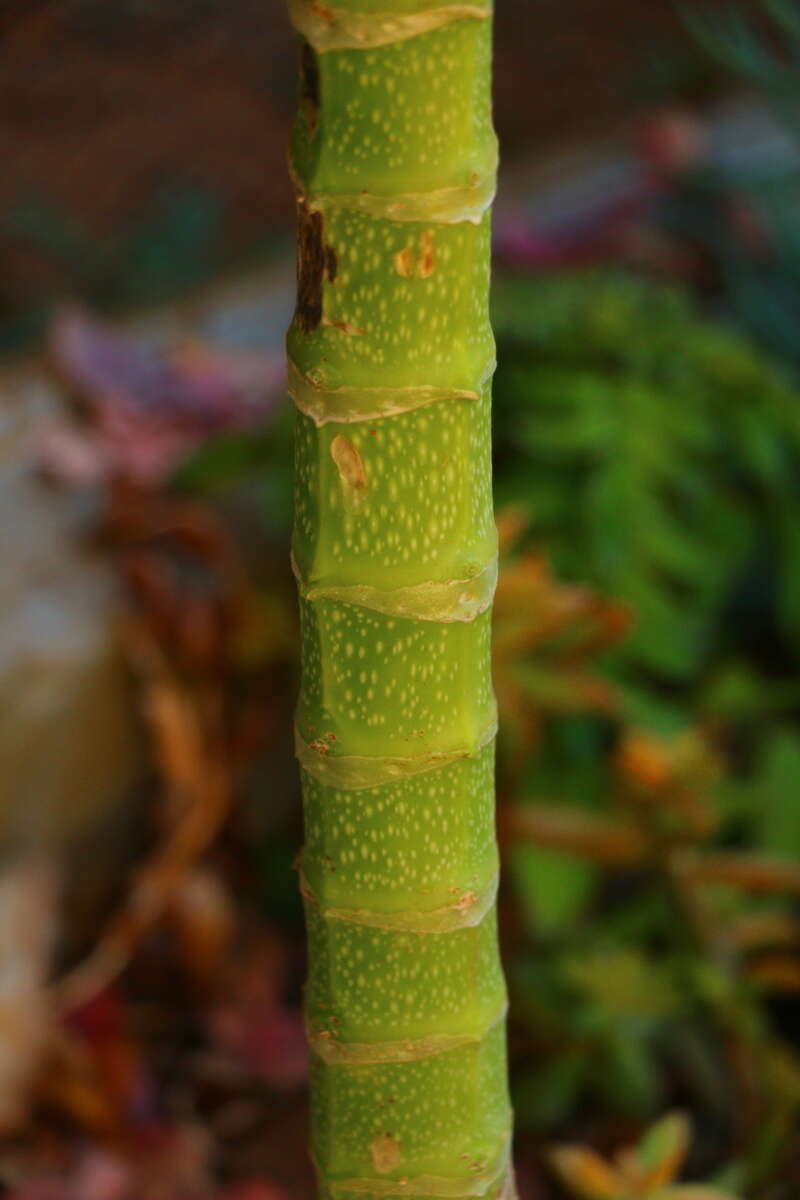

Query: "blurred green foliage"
left=493, top=269, right=800, bottom=696
left=491, top=270, right=800, bottom=1190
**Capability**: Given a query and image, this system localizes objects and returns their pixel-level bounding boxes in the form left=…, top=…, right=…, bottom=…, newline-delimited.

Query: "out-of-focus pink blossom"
left=7, top=1158, right=291, bottom=1200
left=8, top=1151, right=129, bottom=1200
left=208, top=1003, right=308, bottom=1091
left=72, top=1152, right=131, bottom=1200
left=495, top=181, right=654, bottom=270
left=7, top=1185, right=68, bottom=1200
left=42, top=309, right=287, bottom=487
left=495, top=110, right=710, bottom=274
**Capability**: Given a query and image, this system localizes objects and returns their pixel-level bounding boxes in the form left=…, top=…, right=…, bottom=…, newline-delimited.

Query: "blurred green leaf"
left=636, top=1110, right=690, bottom=1185
left=755, top=731, right=800, bottom=856
left=776, top=511, right=800, bottom=645
left=598, top=1031, right=662, bottom=1117
left=764, top=0, right=800, bottom=36
left=562, top=948, right=681, bottom=1024
left=510, top=842, right=596, bottom=938
left=512, top=1048, right=587, bottom=1130
left=175, top=427, right=282, bottom=493
left=700, top=663, right=800, bottom=721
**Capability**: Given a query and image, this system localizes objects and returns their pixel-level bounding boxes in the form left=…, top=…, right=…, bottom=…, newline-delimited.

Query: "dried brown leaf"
left=495, top=506, right=529, bottom=553
left=730, top=910, right=800, bottom=950
left=0, top=860, right=58, bottom=1134
left=144, top=682, right=203, bottom=794
left=508, top=805, right=647, bottom=866
left=745, top=955, right=800, bottom=992
left=683, top=852, right=800, bottom=896
left=166, top=868, right=236, bottom=983
left=616, top=731, right=672, bottom=793
left=548, top=1145, right=624, bottom=1200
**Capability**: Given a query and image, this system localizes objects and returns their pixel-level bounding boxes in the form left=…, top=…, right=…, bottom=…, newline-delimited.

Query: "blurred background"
left=2, top=1, right=800, bottom=1197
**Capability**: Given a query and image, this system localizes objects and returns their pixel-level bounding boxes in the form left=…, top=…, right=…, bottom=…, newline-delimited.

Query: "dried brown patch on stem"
left=331, top=435, right=368, bottom=510
left=296, top=201, right=338, bottom=334
left=419, top=230, right=436, bottom=278
left=371, top=1133, right=402, bottom=1174
left=393, top=247, right=414, bottom=277
left=322, top=314, right=365, bottom=336
left=392, top=232, right=436, bottom=279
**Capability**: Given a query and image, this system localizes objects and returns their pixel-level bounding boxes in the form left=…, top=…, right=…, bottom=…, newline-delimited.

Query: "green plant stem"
left=285, top=2, right=513, bottom=1198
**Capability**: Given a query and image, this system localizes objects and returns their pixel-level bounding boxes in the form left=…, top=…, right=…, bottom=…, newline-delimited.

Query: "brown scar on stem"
left=322, top=314, right=366, bottom=336
left=371, top=1133, right=402, bottom=1174
left=393, top=247, right=414, bottom=277
left=392, top=232, right=435, bottom=278
left=330, top=435, right=368, bottom=508
left=295, top=199, right=338, bottom=334
left=308, top=730, right=337, bottom=755
left=419, top=230, right=436, bottom=277
left=294, top=203, right=322, bottom=331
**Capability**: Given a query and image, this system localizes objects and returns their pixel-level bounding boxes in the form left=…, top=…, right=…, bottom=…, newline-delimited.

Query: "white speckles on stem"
left=289, top=1, right=511, bottom=1190
left=302, top=749, right=496, bottom=912
left=310, top=1028, right=512, bottom=1190
left=293, top=391, right=496, bottom=595
left=306, top=905, right=504, bottom=1041
left=298, top=601, right=495, bottom=758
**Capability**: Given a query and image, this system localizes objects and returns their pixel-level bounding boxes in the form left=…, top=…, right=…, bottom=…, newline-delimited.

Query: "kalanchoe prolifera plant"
left=550, top=1111, right=741, bottom=1200
left=285, top=2, right=513, bottom=1200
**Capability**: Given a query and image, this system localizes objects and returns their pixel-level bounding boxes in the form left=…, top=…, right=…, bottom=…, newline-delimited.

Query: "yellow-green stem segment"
left=286, top=2, right=513, bottom=1196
